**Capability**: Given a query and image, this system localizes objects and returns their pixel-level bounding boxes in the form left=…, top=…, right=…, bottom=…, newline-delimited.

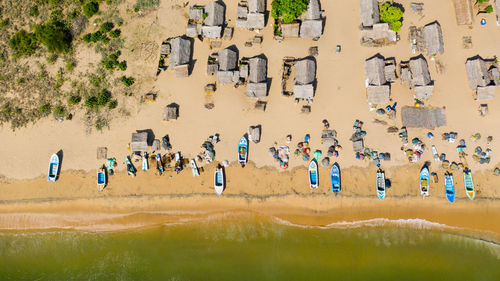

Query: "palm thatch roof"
left=465, top=57, right=490, bottom=89
left=189, top=7, right=204, bottom=21
left=204, top=1, right=225, bottom=26
left=409, top=56, right=431, bottom=86
left=299, top=20, right=323, bottom=38
left=248, top=0, right=265, bottom=13
left=169, top=37, right=191, bottom=67
left=248, top=57, right=267, bottom=83
left=415, top=85, right=435, bottom=99
left=423, top=22, right=444, bottom=55
left=236, top=13, right=265, bottom=29
left=248, top=125, right=261, bottom=143
left=476, top=86, right=495, bottom=101
left=451, top=0, right=473, bottom=25
left=202, top=25, right=222, bottom=39
left=131, top=132, right=148, bottom=151
left=217, top=71, right=234, bottom=84
left=360, top=0, right=379, bottom=27
left=367, top=85, right=390, bottom=105
left=303, top=0, right=321, bottom=20
left=281, top=23, right=300, bottom=38
left=174, top=64, right=189, bottom=77
left=360, top=23, right=397, bottom=44
left=492, top=67, right=500, bottom=86
left=218, top=48, right=238, bottom=71
left=246, top=82, right=267, bottom=98
left=294, top=58, right=316, bottom=85
left=163, top=105, right=179, bottom=120
left=293, top=84, right=314, bottom=99
left=401, top=107, right=447, bottom=129
left=365, top=56, right=386, bottom=86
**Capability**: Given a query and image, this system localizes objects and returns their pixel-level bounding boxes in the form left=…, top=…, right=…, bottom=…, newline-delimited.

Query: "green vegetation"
left=108, top=100, right=118, bottom=109
left=65, top=59, right=76, bottom=72
left=109, top=29, right=121, bottom=38
left=83, top=1, right=99, bottom=18
left=39, top=103, right=51, bottom=116
left=134, top=0, right=160, bottom=12
left=9, top=30, right=38, bottom=57
left=53, top=105, right=65, bottom=117
left=271, top=0, right=309, bottom=24
left=484, top=5, right=494, bottom=13
left=477, top=0, right=489, bottom=3
left=379, top=2, right=404, bottom=32
left=101, top=51, right=126, bottom=72
left=120, top=76, right=135, bottom=87
left=34, top=20, right=72, bottom=54
left=100, top=22, right=114, bottom=33
left=68, top=96, right=82, bottom=105
left=85, top=89, right=112, bottom=109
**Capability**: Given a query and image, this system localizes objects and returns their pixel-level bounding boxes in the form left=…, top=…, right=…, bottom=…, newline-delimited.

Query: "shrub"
left=100, top=22, right=114, bottom=33
left=30, top=5, right=40, bottom=17
left=271, top=0, right=309, bottom=23
left=391, top=21, right=402, bottom=32
left=120, top=76, right=135, bottom=87
left=54, top=105, right=65, bottom=117
left=46, top=53, right=58, bottom=64
left=109, top=29, right=121, bottom=38
left=485, top=5, right=493, bottom=13
left=68, top=96, right=81, bottom=105
left=83, top=1, right=99, bottom=18
left=108, top=100, right=118, bottom=109
left=34, top=20, right=72, bottom=54
left=9, top=30, right=39, bottom=56
left=0, top=19, right=8, bottom=29
left=39, top=103, right=51, bottom=115
left=82, top=33, right=92, bottom=42
left=97, top=90, right=111, bottom=105
left=85, top=96, right=98, bottom=108
left=118, top=60, right=127, bottom=71
left=379, top=2, right=403, bottom=32
left=66, top=60, right=76, bottom=71
left=101, top=36, right=110, bottom=44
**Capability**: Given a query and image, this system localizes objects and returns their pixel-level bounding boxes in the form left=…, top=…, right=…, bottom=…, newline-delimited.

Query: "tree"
left=97, top=90, right=111, bottom=106
left=99, top=22, right=114, bottom=33
left=83, top=1, right=99, bottom=18
left=271, top=0, right=309, bottom=24
left=485, top=5, right=493, bottom=13
left=391, top=21, right=402, bottom=32
left=9, top=30, right=39, bottom=56
left=34, top=20, right=72, bottom=54
left=379, top=2, right=403, bottom=32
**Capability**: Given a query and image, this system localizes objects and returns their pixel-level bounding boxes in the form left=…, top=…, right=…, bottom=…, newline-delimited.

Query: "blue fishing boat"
left=142, top=152, right=149, bottom=171
left=444, top=172, right=455, bottom=203
left=376, top=169, right=385, bottom=200
left=47, top=153, right=60, bottom=182
left=330, top=162, right=341, bottom=193
left=463, top=168, right=475, bottom=200
left=309, top=160, right=318, bottom=189
left=156, top=154, right=164, bottom=175
left=238, top=136, right=248, bottom=167
left=420, top=166, right=430, bottom=197
left=214, top=164, right=225, bottom=196
left=125, top=156, right=136, bottom=177
left=97, top=166, right=107, bottom=191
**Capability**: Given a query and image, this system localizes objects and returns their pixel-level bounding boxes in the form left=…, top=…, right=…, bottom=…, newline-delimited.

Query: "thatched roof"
left=400, top=66, right=411, bottom=83
left=246, top=82, right=267, bottom=98
left=217, top=71, right=234, bottom=84
left=294, top=58, right=316, bottom=85
left=293, top=84, right=315, bottom=99
left=415, top=85, right=434, bottom=99
left=239, top=64, right=249, bottom=78
left=360, top=23, right=397, bottom=43
left=353, top=139, right=364, bottom=152
left=237, top=5, right=247, bottom=18
left=131, top=132, right=148, bottom=151
left=281, top=23, right=300, bottom=38
left=174, top=64, right=189, bottom=77
left=186, top=24, right=198, bottom=38
left=163, top=105, right=179, bottom=120
left=299, top=20, right=323, bottom=38
left=207, top=63, right=218, bottom=75
left=360, top=0, right=379, bottom=27
left=365, top=56, right=386, bottom=86
left=218, top=48, right=238, bottom=71
left=169, top=37, right=191, bottom=67
left=303, top=0, right=321, bottom=20
left=384, top=64, right=397, bottom=82
left=248, top=125, right=261, bottom=143
left=423, top=22, right=444, bottom=55
left=236, top=13, right=265, bottom=29
left=465, top=57, right=489, bottom=89
left=248, top=0, right=265, bottom=13
left=189, top=7, right=204, bottom=21
left=476, top=86, right=495, bottom=101
left=401, top=107, right=447, bottom=129
left=492, top=67, right=500, bottom=86
left=202, top=25, right=222, bottom=39
left=248, top=57, right=267, bottom=83
left=204, top=1, right=225, bottom=26
left=451, top=0, right=473, bottom=25
left=367, top=85, right=390, bottom=105
left=497, top=0, right=500, bottom=25
left=409, top=57, right=431, bottom=86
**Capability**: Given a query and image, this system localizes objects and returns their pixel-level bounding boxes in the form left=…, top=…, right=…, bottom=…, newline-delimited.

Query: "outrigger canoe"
left=97, top=166, right=107, bottom=191
left=125, top=156, right=136, bottom=177
left=444, top=172, right=455, bottom=203
left=376, top=169, right=386, bottom=200
left=238, top=136, right=248, bottom=167
left=190, top=159, right=200, bottom=177
left=156, top=154, right=164, bottom=175
left=47, top=153, right=60, bottom=182
left=214, top=164, right=225, bottom=196
left=463, top=168, right=475, bottom=200
left=331, top=163, right=341, bottom=193
left=142, top=152, right=149, bottom=171
left=309, top=159, right=318, bottom=189
left=420, top=166, right=430, bottom=197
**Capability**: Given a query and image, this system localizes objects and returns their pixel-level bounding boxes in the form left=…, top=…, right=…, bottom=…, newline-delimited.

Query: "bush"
left=66, top=60, right=76, bottom=71
left=46, top=53, right=58, bottom=64
left=271, top=0, right=309, bottom=23
left=109, top=29, right=121, bottom=38
left=134, top=0, right=160, bottom=12
left=68, top=96, right=81, bottom=105
left=83, top=1, right=99, bottom=18
left=108, top=100, right=118, bottom=109
left=54, top=105, right=65, bottom=117
left=82, top=33, right=92, bottom=42
left=34, top=20, right=73, bottom=54
left=391, top=21, right=402, bottom=32
left=90, top=31, right=103, bottom=42
left=30, top=5, right=40, bottom=17
left=101, top=36, right=110, bottom=44
left=118, top=60, right=127, bottom=71
left=9, top=30, right=39, bottom=56
left=485, top=5, right=493, bottom=13
left=120, top=76, right=135, bottom=87
left=100, top=22, right=114, bottom=33
left=39, top=103, right=51, bottom=115
left=85, top=96, right=98, bottom=108
left=379, top=2, right=403, bottom=32
left=97, top=90, right=111, bottom=105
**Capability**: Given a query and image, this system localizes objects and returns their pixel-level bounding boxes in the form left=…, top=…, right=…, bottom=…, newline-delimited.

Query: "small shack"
left=131, top=132, right=148, bottom=152
left=299, top=0, right=323, bottom=38
left=409, top=56, right=432, bottom=86
left=364, top=54, right=393, bottom=104
left=246, top=56, right=268, bottom=98
left=293, top=58, right=316, bottom=99
left=169, top=37, right=191, bottom=68
left=360, top=0, right=379, bottom=27
left=423, top=21, right=444, bottom=55
left=163, top=104, right=179, bottom=121
left=465, top=56, right=490, bottom=89
left=476, top=86, right=495, bottom=101
left=281, top=23, right=300, bottom=38
left=204, top=1, right=225, bottom=27
left=367, top=85, right=390, bottom=104
left=401, top=107, right=447, bottom=129
left=365, top=56, right=386, bottom=86
left=186, top=1, right=225, bottom=39
left=248, top=125, right=261, bottom=143
left=236, top=0, right=265, bottom=29
left=216, top=47, right=239, bottom=84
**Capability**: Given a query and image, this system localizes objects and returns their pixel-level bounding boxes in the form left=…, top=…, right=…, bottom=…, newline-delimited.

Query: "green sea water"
left=1, top=216, right=499, bottom=281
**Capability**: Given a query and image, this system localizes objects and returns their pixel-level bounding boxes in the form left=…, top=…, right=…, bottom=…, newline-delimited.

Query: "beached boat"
left=190, top=159, right=200, bottom=177
left=238, top=136, right=248, bottom=167
left=47, top=153, right=60, bottom=182
left=431, top=145, right=439, bottom=162
left=376, top=169, right=386, bottom=200
left=463, top=168, right=475, bottom=200
left=214, top=164, right=225, bottom=196
left=330, top=162, right=341, bottom=193
left=97, top=167, right=107, bottom=191
left=125, top=156, right=136, bottom=177
left=156, top=154, right=164, bottom=175
left=142, top=152, right=149, bottom=171
left=444, top=172, right=455, bottom=203
left=420, top=166, right=430, bottom=197
left=309, top=160, right=318, bottom=189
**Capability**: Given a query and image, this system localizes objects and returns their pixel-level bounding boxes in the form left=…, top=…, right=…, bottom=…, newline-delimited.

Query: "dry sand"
left=0, top=0, right=500, bottom=238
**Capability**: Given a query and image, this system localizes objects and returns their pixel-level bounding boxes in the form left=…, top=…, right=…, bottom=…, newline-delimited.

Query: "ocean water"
left=0, top=215, right=499, bottom=281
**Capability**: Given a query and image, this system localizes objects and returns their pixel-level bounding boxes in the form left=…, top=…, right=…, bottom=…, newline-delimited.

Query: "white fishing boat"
left=190, top=159, right=200, bottom=177
left=214, top=164, right=225, bottom=196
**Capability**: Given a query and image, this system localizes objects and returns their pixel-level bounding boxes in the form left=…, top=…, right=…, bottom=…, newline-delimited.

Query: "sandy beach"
left=0, top=0, right=500, bottom=241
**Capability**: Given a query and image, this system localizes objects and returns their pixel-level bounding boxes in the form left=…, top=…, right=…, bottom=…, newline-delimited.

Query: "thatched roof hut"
left=401, top=107, right=447, bottom=129
left=423, top=21, right=444, bottom=55
left=248, top=125, right=261, bottom=143
left=246, top=82, right=267, bottom=98
left=248, top=57, right=267, bottom=83
left=204, top=1, right=225, bottom=26
left=400, top=66, right=411, bottom=83
left=465, top=57, right=489, bottom=89
left=492, top=67, right=500, bottom=86
left=163, top=104, right=179, bottom=121
left=367, top=85, right=390, bottom=105
left=236, top=0, right=265, bottom=29
left=218, top=48, right=238, bottom=71
left=174, top=64, right=189, bottom=77
left=293, top=84, right=314, bottom=99
left=281, top=23, right=300, bottom=38
left=365, top=56, right=386, bottom=86
left=409, top=56, right=431, bottom=86
left=131, top=132, right=148, bottom=152
left=248, top=0, right=265, bottom=13
left=476, top=86, right=495, bottom=101
left=169, top=37, right=191, bottom=67
left=217, top=71, right=235, bottom=84
left=360, top=0, right=379, bottom=27
left=360, top=23, right=397, bottom=44
left=299, top=20, right=323, bottom=38
left=451, top=0, right=473, bottom=25
left=294, top=58, right=316, bottom=85
left=236, top=13, right=265, bottom=29
left=202, top=25, right=222, bottom=39
left=415, top=85, right=435, bottom=99
left=303, top=0, right=321, bottom=20
left=189, top=7, right=204, bottom=21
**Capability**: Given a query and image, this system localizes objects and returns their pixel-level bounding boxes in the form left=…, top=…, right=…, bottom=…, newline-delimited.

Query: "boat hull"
left=376, top=170, right=385, bottom=200
left=445, top=175, right=455, bottom=203
left=97, top=169, right=107, bottom=191
left=330, top=163, right=341, bottom=193
left=420, top=167, right=430, bottom=197
left=214, top=168, right=225, bottom=195
left=47, top=154, right=60, bottom=182
left=309, top=160, right=318, bottom=189
left=463, top=169, right=475, bottom=200
left=238, top=137, right=248, bottom=165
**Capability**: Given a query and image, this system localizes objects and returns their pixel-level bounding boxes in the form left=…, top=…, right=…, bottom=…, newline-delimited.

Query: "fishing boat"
left=97, top=166, right=107, bottom=191
left=190, top=159, right=200, bottom=177
left=309, top=159, right=318, bottom=189
left=376, top=169, right=386, bottom=200
left=420, top=166, right=430, bottom=197
left=238, top=136, right=248, bottom=167
left=142, top=152, right=149, bottom=171
left=463, top=168, right=475, bottom=200
left=125, top=156, right=136, bottom=177
left=330, top=162, right=341, bottom=193
left=155, top=154, right=164, bottom=175
left=431, top=145, right=439, bottom=162
left=214, top=164, right=225, bottom=196
left=47, top=153, right=60, bottom=182
left=444, top=172, right=455, bottom=203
